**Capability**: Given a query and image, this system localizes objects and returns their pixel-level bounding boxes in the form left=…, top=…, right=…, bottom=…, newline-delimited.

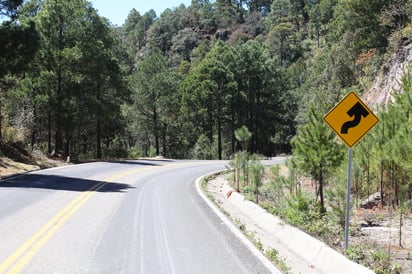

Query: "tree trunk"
left=255, top=189, right=259, bottom=204
left=207, top=95, right=214, bottom=155
left=64, top=137, right=70, bottom=160
left=162, top=123, right=167, bottom=157
left=217, top=110, right=222, bottom=160
left=319, top=168, right=326, bottom=213
left=54, top=117, right=63, bottom=154
left=0, top=100, right=2, bottom=141
left=83, top=135, right=87, bottom=154
left=95, top=80, right=102, bottom=159
left=245, top=158, right=249, bottom=186
left=54, top=131, right=63, bottom=154
left=48, top=111, right=52, bottom=153
left=236, top=167, right=240, bottom=192
left=399, top=211, right=403, bottom=247
left=231, top=106, right=236, bottom=155
left=380, top=160, right=384, bottom=209
left=55, top=58, right=64, bottom=154
left=153, top=107, right=159, bottom=156
left=31, top=128, right=36, bottom=149
left=96, top=116, right=102, bottom=159
left=367, top=156, right=370, bottom=197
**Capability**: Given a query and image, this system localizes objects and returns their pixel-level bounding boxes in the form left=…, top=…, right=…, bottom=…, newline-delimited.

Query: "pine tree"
left=292, top=105, right=345, bottom=212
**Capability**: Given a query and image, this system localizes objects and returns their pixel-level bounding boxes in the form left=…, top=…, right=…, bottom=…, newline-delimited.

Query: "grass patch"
left=266, top=248, right=291, bottom=274
left=245, top=231, right=263, bottom=251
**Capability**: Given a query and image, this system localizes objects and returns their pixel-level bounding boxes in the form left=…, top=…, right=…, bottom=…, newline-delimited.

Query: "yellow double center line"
left=0, top=165, right=161, bottom=274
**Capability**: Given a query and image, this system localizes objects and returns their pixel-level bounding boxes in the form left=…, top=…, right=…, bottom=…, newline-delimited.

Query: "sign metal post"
left=345, top=148, right=353, bottom=250
left=323, top=92, right=378, bottom=250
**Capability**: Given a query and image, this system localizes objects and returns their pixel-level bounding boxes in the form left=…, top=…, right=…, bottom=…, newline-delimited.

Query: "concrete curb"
left=224, top=188, right=374, bottom=274
left=195, top=172, right=282, bottom=274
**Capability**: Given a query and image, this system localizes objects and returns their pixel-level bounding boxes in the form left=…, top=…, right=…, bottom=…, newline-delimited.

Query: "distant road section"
left=0, top=160, right=278, bottom=273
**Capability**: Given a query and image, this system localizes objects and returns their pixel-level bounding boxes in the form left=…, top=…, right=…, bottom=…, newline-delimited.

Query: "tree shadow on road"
left=0, top=173, right=134, bottom=193
left=106, top=160, right=174, bottom=166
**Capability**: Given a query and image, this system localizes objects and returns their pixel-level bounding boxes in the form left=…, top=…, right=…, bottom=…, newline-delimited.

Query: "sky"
left=90, top=0, right=192, bottom=26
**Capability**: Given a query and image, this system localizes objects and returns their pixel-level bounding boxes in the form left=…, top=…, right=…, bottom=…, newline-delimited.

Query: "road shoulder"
left=201, top=172, right=374, bottom=274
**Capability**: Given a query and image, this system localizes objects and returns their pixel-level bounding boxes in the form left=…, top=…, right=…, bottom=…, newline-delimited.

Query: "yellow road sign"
left=323, top=92, right=379, bottom=147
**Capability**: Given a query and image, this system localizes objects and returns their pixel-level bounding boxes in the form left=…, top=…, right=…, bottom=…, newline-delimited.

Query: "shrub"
left=128, top=146, right=142, bottom=158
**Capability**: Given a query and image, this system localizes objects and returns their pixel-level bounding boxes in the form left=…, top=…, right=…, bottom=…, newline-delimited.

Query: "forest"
left=0, top=0, right=406, bottom=159
left=3, top=0, right=412, bottom=271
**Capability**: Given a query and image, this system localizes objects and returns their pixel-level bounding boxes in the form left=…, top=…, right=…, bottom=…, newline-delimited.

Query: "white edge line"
left=31, top=162, right=95, bottom=173
left=195, top=171, right=282, bottom=274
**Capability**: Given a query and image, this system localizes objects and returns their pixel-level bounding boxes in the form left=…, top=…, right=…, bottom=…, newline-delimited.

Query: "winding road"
left=0, top=160, right=279, bottom=273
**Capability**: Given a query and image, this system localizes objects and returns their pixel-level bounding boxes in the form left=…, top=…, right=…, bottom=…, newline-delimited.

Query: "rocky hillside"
left=364, top=37, right=412, bottom=107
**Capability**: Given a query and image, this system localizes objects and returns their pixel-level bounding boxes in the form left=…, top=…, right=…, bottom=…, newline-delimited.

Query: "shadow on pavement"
left=0, top=173, right=134, bottom=193
left=106, top=160, right=173, bottom=166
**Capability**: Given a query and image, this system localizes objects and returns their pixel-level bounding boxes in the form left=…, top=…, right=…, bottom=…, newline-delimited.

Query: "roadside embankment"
left=202, top=173, right=374, bottom=274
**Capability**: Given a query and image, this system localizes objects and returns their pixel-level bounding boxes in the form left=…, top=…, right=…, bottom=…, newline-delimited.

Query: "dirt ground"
left=205, top=172, right=412, bottom=273
left=0, top=142, right=68, bottom=179
left=352, top=209, right=412, bottom=273
left=0, top=154, right=67, bottom=178
left=0, top=157, right=40, bottom=178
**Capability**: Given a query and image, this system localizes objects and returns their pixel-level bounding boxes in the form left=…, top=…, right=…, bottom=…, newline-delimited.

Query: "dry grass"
left=0, top=157, right=40, bottom=178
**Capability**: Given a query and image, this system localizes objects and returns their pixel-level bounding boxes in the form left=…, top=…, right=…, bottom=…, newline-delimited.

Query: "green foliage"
left=326, top=175, right=347, bottom=230
left=292, top=105, right=345, bottom=212
left=249, top=154, right=264, bottom=203
left=171, top=27, right=199, bottom=62
left=127, top=146, right=142, bottom=159
left=285, top=192, right=310, bottom=225
left=228, top=151, right=242, bottom=191
left=5, top=1, right=412, bottom=268
left=181, top=41, right=237, bottom=159
left=245, top=231, right=263, bottom=251
left=237, top=150, right=249, bottom=186
left=346, top=242, right=401, bottom=273
left=234, top=125, right=252, bottom=151
left=327, top=0, right=390, bottom=53
left=148, top=146, right=157, bottom=158
left=0, top=1, right=39, bottom=141
left=345, top=243, right=366, bottom=263
left=123, top=9, right=155, bottom=54
left=2, top=0, right=412, bottom=173
left=233, top=40, right=293, bottom=155
left=270, top=159, right=299, bottom=200
left=0, top=21, right=39, bottom=79
left=266, top=248, right=291, bottom=273
left=127, top=50, right=181, bottom=157
left=10, top=0, right=130, bottom=159
left=266, top=22, right=301, bottom=66
left=273, top=190, right=336, bottom=240
left=191, top=133, right=216, bottom=160
left=264, top=165, right=286, bottom=207
left=0, top=0, right=23, bottom=19
left=349, top=71, right=412, bottom=216
left=372, top=249, right=391, bottom=273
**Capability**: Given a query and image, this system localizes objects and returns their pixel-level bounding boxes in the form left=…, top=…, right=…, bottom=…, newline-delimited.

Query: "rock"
left=361, top=192, right=383, bottom=209
left=364, top=38, right=412, bottom=107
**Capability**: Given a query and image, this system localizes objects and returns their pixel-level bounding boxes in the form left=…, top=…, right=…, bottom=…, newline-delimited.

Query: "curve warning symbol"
left=340, top=102, right=370, bottom=134
left=324, top=92, right=379, bottom=147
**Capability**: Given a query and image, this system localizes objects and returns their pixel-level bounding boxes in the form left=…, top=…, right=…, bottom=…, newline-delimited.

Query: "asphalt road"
left=0, top=160, right=280, bottom=273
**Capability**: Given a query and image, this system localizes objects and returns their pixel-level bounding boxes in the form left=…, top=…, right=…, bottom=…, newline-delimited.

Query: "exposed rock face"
left=363, top=37, right=412, bottom=107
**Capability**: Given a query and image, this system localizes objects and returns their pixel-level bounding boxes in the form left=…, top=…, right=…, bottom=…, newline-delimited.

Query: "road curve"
left=0, top=160, right=278, bottom=273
